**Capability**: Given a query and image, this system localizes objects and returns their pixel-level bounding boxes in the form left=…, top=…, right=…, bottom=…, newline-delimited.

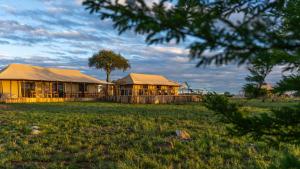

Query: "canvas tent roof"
left=0, top=63, right=109, bottom=84
left=116, top=73, right=180, bottom=86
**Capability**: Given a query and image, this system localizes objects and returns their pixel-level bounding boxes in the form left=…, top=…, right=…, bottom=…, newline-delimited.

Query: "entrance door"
left=79, top=83, right=86, bottom=97
left=52, top=82, right=64, bottom=97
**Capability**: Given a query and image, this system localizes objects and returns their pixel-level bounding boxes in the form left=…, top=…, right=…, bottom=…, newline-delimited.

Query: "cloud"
left=74, top=0, right=84, bottom=5
left=171, top=56, right=190, bottom=63
left=0, top=40, right=9, bottom=44
left=151, top=46, right=189, bottom=55
left=0, top=0, right=285, bottom=94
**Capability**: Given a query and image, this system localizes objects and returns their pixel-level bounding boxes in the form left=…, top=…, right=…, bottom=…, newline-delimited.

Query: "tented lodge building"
left=114, top=73, right=180, bottom=96
left=0, top=64, right=112, bottom=101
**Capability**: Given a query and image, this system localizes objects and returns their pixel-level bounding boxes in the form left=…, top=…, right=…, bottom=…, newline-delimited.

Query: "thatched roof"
left=116, top=73, right=180, bottom=86
left=0, top=63, right=109, bottom=84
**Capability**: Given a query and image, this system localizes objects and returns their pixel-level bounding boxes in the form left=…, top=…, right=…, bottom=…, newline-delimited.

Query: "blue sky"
left=0, top=0, right=284, bottom=93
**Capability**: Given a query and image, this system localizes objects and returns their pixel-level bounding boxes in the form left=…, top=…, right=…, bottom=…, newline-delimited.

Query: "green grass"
left=0, top=101, right=299, bottom=168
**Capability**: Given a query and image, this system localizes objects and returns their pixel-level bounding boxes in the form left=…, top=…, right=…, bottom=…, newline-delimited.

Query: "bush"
left=203, top=93, right=300, bottom=144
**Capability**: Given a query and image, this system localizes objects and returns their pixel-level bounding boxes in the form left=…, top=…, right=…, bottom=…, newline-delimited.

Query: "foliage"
left=243, top=84, right=268, bottom=99
left=274, top=75, right=300, bottom=95
left=246, top=53, right=275, bottom=88
left=203, top=93, right=300, bottom=144
left=243, top=52, right=276, bottom=98
left=83, top=0, right=300, bottom=68
left=223, top=91, right=233, bottom=97
left=0, top=101, right=299, bottom=168
left=268, top=152, right=300, bottom=169
left=88, top=50, right=130, bottom=82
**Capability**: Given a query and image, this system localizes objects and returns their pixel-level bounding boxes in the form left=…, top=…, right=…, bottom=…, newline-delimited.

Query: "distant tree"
left=243, top=52, right=276, bottom=98
left=243, top=84, right=267, bottom=98
left=203, top=93, right=300, bottom=144
left=223, top=91, right=233, bottom=97
left=83, top=0, right=300, bottom=144
left=88, top=50, right=130, bottom=82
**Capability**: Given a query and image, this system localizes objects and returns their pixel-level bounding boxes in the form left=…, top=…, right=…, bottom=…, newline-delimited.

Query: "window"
left=157, top=85, right=161, bottom=90
left=121, top=89, right=125, bottom=96
left=139, top=89, right=143, bottom=95
left=21, top=81, right=35, bottom=97
left=128, top=89, right=132, bottom=96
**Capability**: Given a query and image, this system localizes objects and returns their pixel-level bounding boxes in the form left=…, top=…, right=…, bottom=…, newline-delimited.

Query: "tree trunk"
left=106, top=72, right=111, bottom=82
left=106, top=71, right=111, bottom=96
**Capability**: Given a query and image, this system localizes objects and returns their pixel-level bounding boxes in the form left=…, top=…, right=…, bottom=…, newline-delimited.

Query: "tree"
left=88, top=50, right=130, bottom=82
left=82, top=0, right=300, bottom=68
left=274, top=75, right=300, bottom=96
left=82, top=0, right=300, bottom=144
left=223, top=91, right=233, bottom=97
left=243, top=84, right=267, bottom=99
left=203, top=93, right=300, bottom=144
left=243, top=52, right=276, bottom=98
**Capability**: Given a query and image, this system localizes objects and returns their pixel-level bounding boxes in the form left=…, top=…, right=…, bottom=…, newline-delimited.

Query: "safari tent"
left=115, top=73, right=180, bottom=96
left=0, top=64, right=112, bottom=102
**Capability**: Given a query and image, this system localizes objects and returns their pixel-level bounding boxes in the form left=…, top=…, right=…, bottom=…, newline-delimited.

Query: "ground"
left=0, top=100, right=299, bottom=169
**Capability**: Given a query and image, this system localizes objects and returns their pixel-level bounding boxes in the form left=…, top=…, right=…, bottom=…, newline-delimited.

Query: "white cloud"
left=151, top=46, right=189, bottom=55
left=74, top=0, right=84, bottom=5
left=171, top=56, right=190, bottom=63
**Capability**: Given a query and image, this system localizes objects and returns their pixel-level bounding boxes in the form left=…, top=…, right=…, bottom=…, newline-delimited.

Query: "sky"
left=0, top=0, right=285, bottom=93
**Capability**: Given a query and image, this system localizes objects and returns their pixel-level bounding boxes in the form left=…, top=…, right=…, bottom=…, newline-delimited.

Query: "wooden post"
left=49, top=82, right=51, bottom=98
left=83, top=83, right=85, bottom=98
left=70, top=82, right=72, bottom=98
left=40, top=80, right=42, bottom=98
left=56, top=81, right=58, bottom=98
left=23, top=80, right=25, bottom=97
left=10, top=80, right=12, bottom=98
left=17, top=80, right=19, bottom=98
left=63, top=82, right=66, bottom=98
left=0, top=80, right=2, bottom=98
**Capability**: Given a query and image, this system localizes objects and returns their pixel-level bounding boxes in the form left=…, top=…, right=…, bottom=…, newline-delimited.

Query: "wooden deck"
left=1, top=95, right=201, bottom=104
left=1, top=97, right=99, bottom=103
left=101, top=95, right=202, bottom=104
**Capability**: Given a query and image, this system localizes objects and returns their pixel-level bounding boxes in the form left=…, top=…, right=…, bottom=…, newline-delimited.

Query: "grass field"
left=0, top=101, right=299, bottom=169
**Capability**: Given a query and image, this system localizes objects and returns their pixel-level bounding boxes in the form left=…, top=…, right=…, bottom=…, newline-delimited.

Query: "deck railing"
left=1, top=92, right=105, bottom=99
left=101, top=95, right=202, bottom=104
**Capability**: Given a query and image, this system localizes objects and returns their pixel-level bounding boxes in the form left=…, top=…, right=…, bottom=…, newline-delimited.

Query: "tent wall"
left=0, top=80, right=21, bottom=98
left=0, top=80, right=106, bottom=99
left=116, top=84, right=179, bottom=96
left=86, top=84, right=98, bottom=93
left=64, top=83, right=80, bottom=93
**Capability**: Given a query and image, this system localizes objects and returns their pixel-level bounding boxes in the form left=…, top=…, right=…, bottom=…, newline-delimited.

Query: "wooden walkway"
left=1, top=95, right=201, bottom=104
left=1, top=97, right=99, bottom=103
left=101, top=95, right=202, bottom=104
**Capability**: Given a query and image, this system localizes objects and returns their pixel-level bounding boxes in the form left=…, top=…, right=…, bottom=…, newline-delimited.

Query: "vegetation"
left=0, top=101, right=299, bottom=168
left=243, top=53, right=275, bottom=98
left=88, top=50, right=130, bottom=82
left=83, top=0, right=300, bottom=68
left=275, top=75, right=300, bottom=96
left=204, top=93, right=300, bottom=144
left=82, top=0, right=300, bottom=144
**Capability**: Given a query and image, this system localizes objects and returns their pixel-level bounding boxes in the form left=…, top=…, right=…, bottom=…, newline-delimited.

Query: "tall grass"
left=0, top=101, right=299, bottom=168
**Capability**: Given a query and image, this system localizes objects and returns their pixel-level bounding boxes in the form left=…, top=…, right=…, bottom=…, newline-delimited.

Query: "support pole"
left=23, top=80, right=25, bottom=97
left=0, top=80, right=2, bottom=98
left=83, top=83, right=85, bottom=98
left=10, top=80, right=12, bottom=98
left=56, top=81, right=58, bottom=98
left=49, top=82, right=51, bottom=98
left=70, top=82, right=72, bottom=98
left=17, top=80, right=19, bottom=98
